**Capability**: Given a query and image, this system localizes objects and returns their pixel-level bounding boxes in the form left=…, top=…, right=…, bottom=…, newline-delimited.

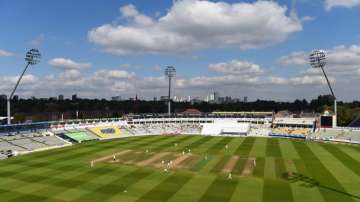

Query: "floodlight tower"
left=165, top=66, right=176, bottom=116
left=309, top=50, right=337, bottom=127
left=7, top=49, right=41, bottom=125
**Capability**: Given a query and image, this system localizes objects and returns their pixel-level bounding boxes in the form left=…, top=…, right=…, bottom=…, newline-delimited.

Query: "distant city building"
left=190, top=98, right=203, bottom=105
left=58, top=94, right=64, bottom=101
left=244, top=96, right=248, bottom=103
left=0, top=94, right=7, bottom=100
left=111, top=96, right=122, bottom=101
left=208, top=92, right=220, bottom=103
left=204, top=96, right=209, bottom=102
left=153, top=97, right=157, bottom=101
left=173, top=96, right=187, bottom=102
left=72, top=94, right=77, bottom=101
left=160, top=96, right=169, bottom=101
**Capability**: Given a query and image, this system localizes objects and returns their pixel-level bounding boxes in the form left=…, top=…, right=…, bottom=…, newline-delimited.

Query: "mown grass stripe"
left=33, top=136, right=150, bottom=158
left=9, top=193, right=49, bottom=202
left=266, top=138, right=281, bottom=157
left=39, top=136, right=161, bottom=164
left=137, top=172, right=192, bottom=202
left=253, top=157, right=265, bottom=177
left=206, top=137, right=233, bottom=154
left=210, top=155, right=231, bottom=173
left=234, top=137, right=256, bottom=156
left=191, top=155, right=213, bottom=172
left=152, top=135, right=194, bottom=151
left=198, top=176, right=238, bottom=202
left=292, top=141, right=356, bottom=202
left=75, top=168, right=154, bottom=201
left=262, top=178, right=293, bottom=202
left=187, top=135, right=214, bottom=150
left=321, top=144, right=360, bottom=177
left=274, top=158, right=287, bottom=179
left=0, top=137, right=162, bottom=179
left=262, top=138, right=294, bottom=202
left=232, top=158, right=246, bottom=175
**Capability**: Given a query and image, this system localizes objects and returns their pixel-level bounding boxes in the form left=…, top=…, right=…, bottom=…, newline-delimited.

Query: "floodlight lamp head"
left=25, top=49, right=41, bottom=65
left=165, top=66, right=176, bottom=77
left=310, top=50, right=326, bottom=69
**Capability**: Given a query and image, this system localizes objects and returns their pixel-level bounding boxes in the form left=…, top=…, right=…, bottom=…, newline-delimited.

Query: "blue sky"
left=1, top=0, right=360, bottom=101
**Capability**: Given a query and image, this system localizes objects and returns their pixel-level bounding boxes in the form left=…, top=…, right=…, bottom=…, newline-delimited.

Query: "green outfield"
left=0, top=135, right=359, bottom=202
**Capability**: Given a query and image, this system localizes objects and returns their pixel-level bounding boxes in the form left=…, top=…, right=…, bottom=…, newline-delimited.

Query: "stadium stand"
left=88, top=126, right=123, bottom=139
left=202, top=122, right=249, bottom=136
left=0, top=153, right=7, bottom=160
left=308, top=128, right=360, bottom=143
left=64, top=131, right=98, bottom=143
left=272, top=127, right=311, bottom=136
left=248, top=124, right=271, bottom=136
left=120, top=126, right=137, bottom=136
left=3, top=113, right=360, bottom=161
left=0, top=132, right=70, bottom=156
left=124, top=123, right=202, bottom=135
left=348, top=117, right=360, bottom=128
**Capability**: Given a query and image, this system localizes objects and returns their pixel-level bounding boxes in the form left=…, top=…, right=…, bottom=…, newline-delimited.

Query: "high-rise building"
left=72, top=94, right=77, bottom=101
left=160, top=96, right=168, bottom=101
left=209, top=92, right=220, bottom=103
left=58, top=94, right=64, bottom=101
left=244, top=96, right=248, bottom=103
left=111, top=96, right=122, bottom=101
left=0, top=94, right=7, bottom=100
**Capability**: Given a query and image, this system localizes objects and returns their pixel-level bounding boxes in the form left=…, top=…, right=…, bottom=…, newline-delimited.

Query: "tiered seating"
left=272, top=127, right=311, bottom=136
left=32, top=136, right=68, bottom=146
left=0, top=133, right=70, bottom=154
left=64, top=132, right=97, bottom=143
left=0, top=153, right=7, bottom=160
left=249, top=124, right=271, bottom=136
left=119, top=126, right=137, bottom=136
left=88, top=126, right=123, bottom=139
left=126, top=123, right=202, bottom=135
left=312, top=130, right=360, bottom=142
left=0, top=140, right=26, bottom=152
left=309, top=130, right=341, bottom=140
left=342, top=131, right=360, bottom=142
left=10, top=138, right=47, bottom=150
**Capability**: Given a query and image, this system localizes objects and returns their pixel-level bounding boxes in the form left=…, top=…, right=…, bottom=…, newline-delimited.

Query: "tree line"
left=0, top=95, right=359, bottom=126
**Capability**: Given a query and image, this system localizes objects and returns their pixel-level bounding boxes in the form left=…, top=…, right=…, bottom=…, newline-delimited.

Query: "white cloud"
left=88, top=0, right=302, bottom=54
left=61, top=69, right=82, bottom=80
left=94, top=69, right=135, bottom=79
left=0, top=57, right=355, bottom=101
left=209, top=60, right=264, bottom=75
left=288, top=75, right=329, bottom=85
left=0, top=49, right=14, bottom=57
left=277, top=51, right=308, bottom=66
left=48, top=58, right=92, bottom=70
left=277, top=45, right=360, bottom=75
left=30, top=34, right=45, bottom=46
left=325, top=0, right=360, bottom=10
left=0, top=67, right=354, bottom=101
